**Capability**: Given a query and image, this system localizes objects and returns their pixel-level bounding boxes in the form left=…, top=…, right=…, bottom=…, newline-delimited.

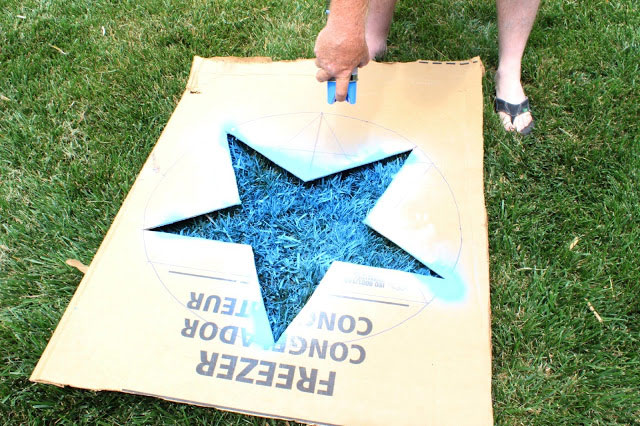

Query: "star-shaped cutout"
left=161, top=137, right=435, bottom=340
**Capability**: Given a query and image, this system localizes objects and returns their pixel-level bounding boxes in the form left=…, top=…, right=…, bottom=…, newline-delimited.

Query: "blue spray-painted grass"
left=160, top=136, right=433, bottom=340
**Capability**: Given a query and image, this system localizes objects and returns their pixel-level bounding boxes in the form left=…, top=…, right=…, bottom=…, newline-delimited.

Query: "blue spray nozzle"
left=327, top=69, right=358, bottom=105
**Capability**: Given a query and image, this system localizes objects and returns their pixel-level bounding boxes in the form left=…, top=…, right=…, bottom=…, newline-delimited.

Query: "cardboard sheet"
left=31, top=57, right=492, bottom=425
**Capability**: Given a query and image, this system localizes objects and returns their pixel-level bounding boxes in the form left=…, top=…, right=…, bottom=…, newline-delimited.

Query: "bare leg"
left=365, top=0, right=397, bottom=60
left=496, top=0, right=540, bottom=133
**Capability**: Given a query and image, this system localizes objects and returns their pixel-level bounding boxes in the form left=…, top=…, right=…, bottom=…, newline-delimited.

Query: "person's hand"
left=314, top=23, right=369, bottom=102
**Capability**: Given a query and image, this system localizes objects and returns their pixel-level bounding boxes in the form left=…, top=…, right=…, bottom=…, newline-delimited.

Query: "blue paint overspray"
left=422, top=266, right=468, bottom=303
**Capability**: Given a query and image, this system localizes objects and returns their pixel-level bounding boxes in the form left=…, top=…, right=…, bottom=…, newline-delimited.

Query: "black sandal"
left=494, top=97, right=534, bottom=135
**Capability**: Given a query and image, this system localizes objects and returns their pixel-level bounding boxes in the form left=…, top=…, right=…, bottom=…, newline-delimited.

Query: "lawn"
left=1, top=0, right=639, bottom=424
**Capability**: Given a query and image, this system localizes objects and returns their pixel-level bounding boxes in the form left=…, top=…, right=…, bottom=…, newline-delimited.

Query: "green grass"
left=1, top=0, right=639, bottom=424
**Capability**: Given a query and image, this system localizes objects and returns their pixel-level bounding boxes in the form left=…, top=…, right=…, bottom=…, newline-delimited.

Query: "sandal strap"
left=494, top=97, right=531, bottom=123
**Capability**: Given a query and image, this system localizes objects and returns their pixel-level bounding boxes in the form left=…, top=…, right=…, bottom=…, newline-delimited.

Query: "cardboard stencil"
left=31, top=57, right=492, bottom=425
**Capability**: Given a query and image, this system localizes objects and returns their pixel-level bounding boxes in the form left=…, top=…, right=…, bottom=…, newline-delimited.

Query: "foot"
left=365, top=32, right=387, bottom=60
left=495, top=70, right=534, bottom=134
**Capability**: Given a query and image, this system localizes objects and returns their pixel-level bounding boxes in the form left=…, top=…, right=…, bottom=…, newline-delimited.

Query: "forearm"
left=326, top=0, right=369, bottom=34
